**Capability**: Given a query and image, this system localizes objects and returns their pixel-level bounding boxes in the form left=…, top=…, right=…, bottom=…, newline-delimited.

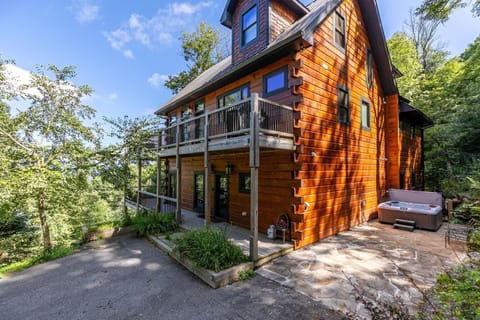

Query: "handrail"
left=148, top=95, right=294, bottom=149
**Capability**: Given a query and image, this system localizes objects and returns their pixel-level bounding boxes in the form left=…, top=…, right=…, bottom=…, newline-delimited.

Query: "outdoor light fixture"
left=225, top=164, right=233, bottom=175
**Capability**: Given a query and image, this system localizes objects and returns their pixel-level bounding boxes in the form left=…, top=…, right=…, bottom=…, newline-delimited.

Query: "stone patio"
left=257, top=220, right=468, bottom=318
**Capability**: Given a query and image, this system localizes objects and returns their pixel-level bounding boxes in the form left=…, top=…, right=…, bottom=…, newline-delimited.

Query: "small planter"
left=147, top=233, right=253, bottom=288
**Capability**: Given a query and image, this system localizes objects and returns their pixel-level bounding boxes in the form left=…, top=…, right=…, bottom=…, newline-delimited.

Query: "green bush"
left=173, top=229, right=248, bottom=272
left=132, top=212, right=178, bottom=236
left=422, top=262, right=480, bottom=319
left=0, top=231, right=42, bottom=267
left=0, top=245, right=76, bottom=277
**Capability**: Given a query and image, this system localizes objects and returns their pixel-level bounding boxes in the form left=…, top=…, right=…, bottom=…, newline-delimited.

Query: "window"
left=263, top=66, right=288, bottom=96
left=366, top=48, right=373, bottom=88
left=194, top=172, right=204, bottom=212
left=334, top=11, right=346, bottom=50
left=217, top=84, right=250, bottom=108
left=239, top=173, right=251, bottom=194
left=168, top=171, right=177, bottom=198
left=410, top=124, right=416, bottom=137
left=338, top=86, right=350, bottom=125
left=194, top=100, right=205, bottom=139
left=361, top=99, right=371, bottom=130
left=242, top=5, right=257, bottom=46
left=169, top=113, right=177, bottom=126
left=194, top=100, right=205, bottom=115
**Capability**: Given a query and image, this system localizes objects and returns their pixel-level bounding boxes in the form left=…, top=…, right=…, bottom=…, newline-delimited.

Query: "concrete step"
left=395, top=219, right=415, bottom=226
left=393, top=223, right=415, bottom=232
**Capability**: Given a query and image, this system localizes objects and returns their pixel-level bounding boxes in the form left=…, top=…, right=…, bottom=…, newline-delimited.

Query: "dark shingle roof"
left=155, top=0, right=397, bottom=115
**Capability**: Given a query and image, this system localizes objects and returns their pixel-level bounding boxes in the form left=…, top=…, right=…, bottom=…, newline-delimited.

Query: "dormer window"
left=242, top=5, right=257, bottom=46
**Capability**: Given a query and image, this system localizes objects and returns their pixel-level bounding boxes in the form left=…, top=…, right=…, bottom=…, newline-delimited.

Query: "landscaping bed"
left=147, top=228, right=254, bottom=288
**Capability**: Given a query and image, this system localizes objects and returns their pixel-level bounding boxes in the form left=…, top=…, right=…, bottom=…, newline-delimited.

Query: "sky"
left=1, top=0, right=479, bottom=126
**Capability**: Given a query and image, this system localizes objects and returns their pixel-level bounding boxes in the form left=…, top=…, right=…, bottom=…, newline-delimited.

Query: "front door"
left=215, top=174, right=229, bottom=221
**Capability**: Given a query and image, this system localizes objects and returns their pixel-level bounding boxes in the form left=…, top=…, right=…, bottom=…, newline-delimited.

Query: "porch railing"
left=125, top=187, right=177, bottom=214
left=148, top=95, right=294, bottom=151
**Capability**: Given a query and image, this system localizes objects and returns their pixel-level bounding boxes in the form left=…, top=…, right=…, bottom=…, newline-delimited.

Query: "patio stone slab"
left=258, top=220, right=467, bottom=318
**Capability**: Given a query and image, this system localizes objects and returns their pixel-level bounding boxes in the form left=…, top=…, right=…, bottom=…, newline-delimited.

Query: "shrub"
left=419, top=261, right=480, bottom=319
left=0, top=231, right=42, bottom=267
left=173, top=229, right=248, bottom=272
left=132, top=212, right=178, bottom=236
left=0, top=245, right=76, bottom=277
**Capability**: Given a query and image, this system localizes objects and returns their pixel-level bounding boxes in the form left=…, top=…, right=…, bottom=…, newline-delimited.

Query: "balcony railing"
left=147, top=95, right=294, bottom=152
left=125, top=187, right=177, bottom=214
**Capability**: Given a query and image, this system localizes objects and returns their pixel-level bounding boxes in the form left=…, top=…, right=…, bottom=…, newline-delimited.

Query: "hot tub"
left=378, top=189, right=443, bottom=230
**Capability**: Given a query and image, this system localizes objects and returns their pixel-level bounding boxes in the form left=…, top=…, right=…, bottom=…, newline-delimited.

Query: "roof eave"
left=155, top=32, right=304, bottom=115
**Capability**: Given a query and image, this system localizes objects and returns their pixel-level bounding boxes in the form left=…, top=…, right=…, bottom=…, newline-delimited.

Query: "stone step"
left=395, top=219, right=415, bottom=226
left=393, top=223, right=415, bottom=232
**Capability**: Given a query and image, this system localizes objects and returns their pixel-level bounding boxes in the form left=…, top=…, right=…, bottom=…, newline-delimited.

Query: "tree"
left=164, top=22, right=226, bottom=94
left=416, top=0, right=480, bottom=22
left=0, top=64, right=97, bottom=251
left=406, top=10, right=448, bottom=72
left=100, top=116, right=162, bottom=214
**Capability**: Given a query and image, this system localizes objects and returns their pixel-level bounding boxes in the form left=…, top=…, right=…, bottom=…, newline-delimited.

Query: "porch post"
left=249, top=93, right=260, bottom=261
left=175, top=124, right=182, bottom=225
left=204, top=111, right=211, bottom=227
left=156, top=131, right=161, bottom=213
left=137, top=148, right=142, bottom=214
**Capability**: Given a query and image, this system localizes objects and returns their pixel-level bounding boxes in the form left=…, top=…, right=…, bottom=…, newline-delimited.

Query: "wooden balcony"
left=147, top=95, right=296, bottom=157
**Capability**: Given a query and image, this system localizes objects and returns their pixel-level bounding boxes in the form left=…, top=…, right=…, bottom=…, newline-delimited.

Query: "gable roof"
left=221, top=0, right=309, bottom=28
left=155, top=0, right=398, bottom=115
left=399, top=98, right=433, bottom=129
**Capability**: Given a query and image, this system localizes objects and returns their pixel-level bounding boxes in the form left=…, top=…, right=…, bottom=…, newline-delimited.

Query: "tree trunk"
left=38, top=191, right=52, bottom=252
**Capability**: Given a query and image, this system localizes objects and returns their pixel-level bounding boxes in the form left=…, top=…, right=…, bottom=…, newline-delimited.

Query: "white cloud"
left=103, top=1, right=214, bottom=58
left=72, top=0, right=99, bottom=24
left=148, top=73, right=169, bottom=88
left=172, top=2, right=212, bottom=15
left=123, top=49, right=134, bottom=59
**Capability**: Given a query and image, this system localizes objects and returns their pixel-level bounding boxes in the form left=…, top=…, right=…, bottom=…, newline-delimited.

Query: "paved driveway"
left=0, top=235, right=342, bottom=320
left=258, top=221, right=467, bottom=318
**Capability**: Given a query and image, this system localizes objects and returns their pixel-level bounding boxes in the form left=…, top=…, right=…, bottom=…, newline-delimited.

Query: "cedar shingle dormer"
left=221, top=0, right=308, bottom=65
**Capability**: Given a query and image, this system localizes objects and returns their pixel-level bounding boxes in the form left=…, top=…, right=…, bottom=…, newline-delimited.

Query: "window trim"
left=216, top=83, right=250, bottom=109
left=239, top=173, right=251, bottom=194
left=333, top=10, right=346, bottom=52
left=337, top=85, right=350, bottom=125
left=241, top=3, right=258, bottom=48
left=366, top=48, right=373, bottom=89
left=360, top=97, right=371, bottom=130
left=263, top=66, right=288, bottom=97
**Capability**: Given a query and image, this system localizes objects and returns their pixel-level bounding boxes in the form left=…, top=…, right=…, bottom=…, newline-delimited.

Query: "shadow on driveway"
left=0, top=235, right=344, bottom=320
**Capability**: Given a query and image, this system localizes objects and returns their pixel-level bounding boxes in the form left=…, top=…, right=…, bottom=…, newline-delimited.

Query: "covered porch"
left=129, top=93, right=298, bottom=262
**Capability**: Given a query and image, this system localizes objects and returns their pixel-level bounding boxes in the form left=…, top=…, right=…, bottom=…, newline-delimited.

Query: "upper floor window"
left=169, top=114, right=177, bottom=126
left=263, top=66, right=288, bottom=96
left=217, top=84, right=250, bottom=108
left=338, top=86, right=350, bottom=125
left=242, top=5, right=257, bottom=46
left=194, top=100, right=205, bottom=115
left=366, top=48, right=373, bottom=88
left=334, top=11, right=346, bottom=50
left=361, top=98, right=371, bottom=130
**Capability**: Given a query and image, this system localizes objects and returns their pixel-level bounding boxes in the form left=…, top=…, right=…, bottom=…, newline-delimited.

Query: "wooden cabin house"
left=132, top=0, right=433, bottom=258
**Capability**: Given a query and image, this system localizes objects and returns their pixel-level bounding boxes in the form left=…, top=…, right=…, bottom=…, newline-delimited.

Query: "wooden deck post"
left=249, top=93, right=260, bottom=261
left=137, top=149, right=142, bottom=214
left=156, top=131, right=161, bottom=213
left=204, top=112, right=211, bottom=227
left=175, top=124, right=182, bottom=224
